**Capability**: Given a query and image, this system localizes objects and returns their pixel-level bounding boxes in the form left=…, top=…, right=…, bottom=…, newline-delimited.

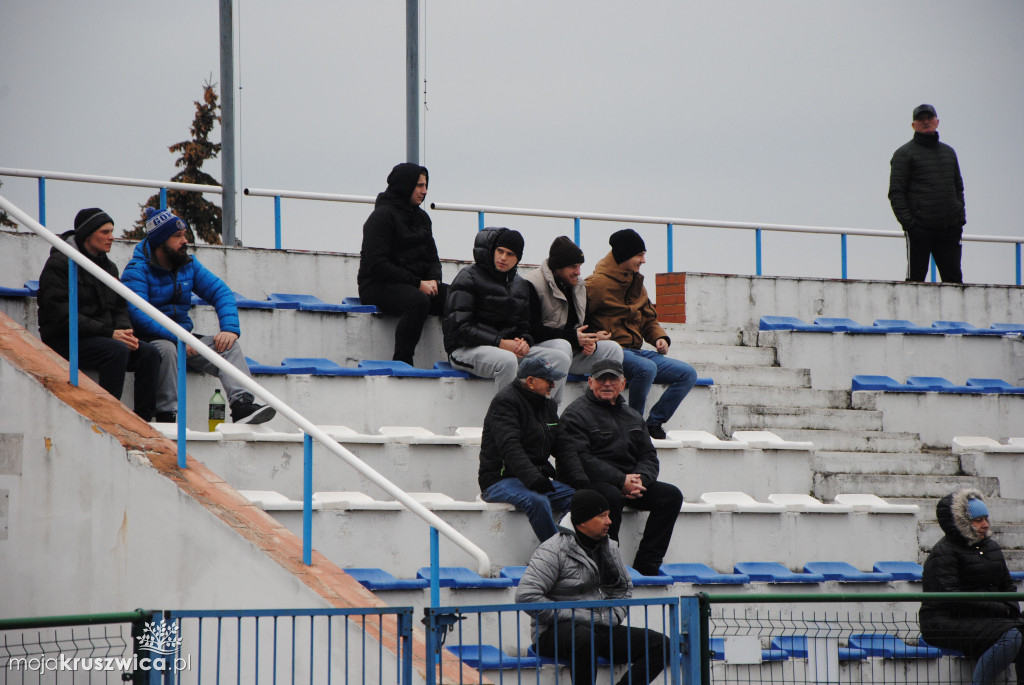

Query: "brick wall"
left=655, top=272, right=686, bottom=323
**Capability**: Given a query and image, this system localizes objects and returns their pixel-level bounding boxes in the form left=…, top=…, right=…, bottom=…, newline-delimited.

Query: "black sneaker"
left=231, top=393, right=276, bottom=424
left=647, top=424, right=667, bottom=440
left=154, top=411, right=177, bottom=423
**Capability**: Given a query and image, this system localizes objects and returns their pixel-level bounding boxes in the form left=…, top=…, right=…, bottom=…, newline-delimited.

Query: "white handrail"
left=0, top=193, right=492, bottom=576
left=0, top=167, right=222, bottom=195
left=244, top=187, right=375, bottom=204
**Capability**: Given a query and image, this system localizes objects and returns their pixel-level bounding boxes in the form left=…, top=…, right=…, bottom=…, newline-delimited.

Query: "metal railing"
left=0, top=194, right=492, bottom=580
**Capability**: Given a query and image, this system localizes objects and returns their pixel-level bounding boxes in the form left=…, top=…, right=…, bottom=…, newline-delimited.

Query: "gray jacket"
left=515, top=528, right=632, bottom=640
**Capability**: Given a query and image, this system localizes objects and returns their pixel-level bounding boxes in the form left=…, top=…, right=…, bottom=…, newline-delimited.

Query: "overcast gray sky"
left=2, top=1, right=1022, bottom=285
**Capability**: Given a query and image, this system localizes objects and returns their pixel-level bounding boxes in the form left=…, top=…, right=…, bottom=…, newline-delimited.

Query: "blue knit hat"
left=144, top=207, right=188, bottom=248
left=966, top=497, right=989, bottom=520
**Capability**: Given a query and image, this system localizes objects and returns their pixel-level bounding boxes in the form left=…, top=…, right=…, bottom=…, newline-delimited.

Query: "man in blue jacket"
left=122, top=208, right=274, bottom=424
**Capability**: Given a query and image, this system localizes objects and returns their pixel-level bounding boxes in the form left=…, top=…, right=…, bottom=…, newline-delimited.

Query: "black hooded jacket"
left=357, top=163, right=442, bottom=291
left=37, top=230, right=131, bottom=350
left=442, top=227, right=533, bottom=355
left=888, top=131, right=966, bottom=233
left=919, top=489, right=1021, bottom=658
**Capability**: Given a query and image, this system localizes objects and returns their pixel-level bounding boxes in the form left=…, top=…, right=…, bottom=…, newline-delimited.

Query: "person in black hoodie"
left=889, top=104, right=966, bottom=283
left=920, top=489, right=1023, bottom=684
left=37, top=208, right=159, bottom=420
left=357, top=163, right=446, bottom=366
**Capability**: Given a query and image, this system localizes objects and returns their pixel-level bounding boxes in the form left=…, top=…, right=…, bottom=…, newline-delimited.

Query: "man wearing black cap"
left=585, top=228, right=697, bottom=439
left=357, top=163, right=447, bottom=366
left=560, top=357, right=683, bottom=576
left=479, top=356, right=590, bottom=542
left=443, top=227, right=571, bottom=401
left=524, top=235, right=624, bottom=378
left=122, top=208, right=275, bottom=425
left=516, top=489, right=669, bottom=685
left=37, top=208, right=160, bottom=420
left=889, top=104, right=966, bottom=283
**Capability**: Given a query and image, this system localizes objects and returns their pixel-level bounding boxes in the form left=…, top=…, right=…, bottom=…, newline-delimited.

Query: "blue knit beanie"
left=144, top=207, right=188, bottom=248
left=966, top=497, right=989, bottom=520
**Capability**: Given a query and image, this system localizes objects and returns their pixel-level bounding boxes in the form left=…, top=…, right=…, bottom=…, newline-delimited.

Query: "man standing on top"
left=585, top=228, right=697, bottom=439
left=37, top=207, right=160, bottom=421
left=442, top=227, right=571, bottom=402
left=889, top=104, right=966, bottom=283
left=122, top=207, right=275, bottom=425
left=524, top=235, right=624, bottom=379
left=358, top=163, right=447, bottom=366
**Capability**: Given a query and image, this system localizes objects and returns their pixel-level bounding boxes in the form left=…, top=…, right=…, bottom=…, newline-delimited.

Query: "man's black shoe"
left=231, top=393, right=276, bottom=424
left=647, top=424, right=667, bottom=440
left=154, top=411, right=177, bottom=423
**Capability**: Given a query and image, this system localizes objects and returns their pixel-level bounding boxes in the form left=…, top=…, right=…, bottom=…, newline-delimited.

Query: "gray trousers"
left=449, top=344, right=572, bottom=403
left=151, top=335, right=253, bottom=413
left=534, top=338, right=623, bottom=376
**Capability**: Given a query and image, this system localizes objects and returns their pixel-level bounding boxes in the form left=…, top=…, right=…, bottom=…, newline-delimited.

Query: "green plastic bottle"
left=208, top=389, right=226, bottom=432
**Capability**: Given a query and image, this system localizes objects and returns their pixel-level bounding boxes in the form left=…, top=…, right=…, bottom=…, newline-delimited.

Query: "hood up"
left=936, top=488, right=989, bottom=546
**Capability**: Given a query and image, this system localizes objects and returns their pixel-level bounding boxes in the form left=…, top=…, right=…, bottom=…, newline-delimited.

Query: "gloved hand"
left=528, top=476, right=555, bottom=494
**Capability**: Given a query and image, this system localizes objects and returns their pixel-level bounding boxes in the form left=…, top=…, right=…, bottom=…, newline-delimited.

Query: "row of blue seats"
left=852, top=375, right=1024, bottom=394
left=247, top=357, right=717, bottom=385
left=446, top=633, right=957, bottom=671
left=343, top=561, right=989, bottom=591
left=761, top=316, right=1024, bottom=336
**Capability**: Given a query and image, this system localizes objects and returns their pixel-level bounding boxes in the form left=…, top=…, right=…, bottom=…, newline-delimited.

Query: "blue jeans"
left=482, top=478, right=575, bottom=542
left=620, top=348, right=697, bottom=427
left=973, top=628, right=1023, bottom=685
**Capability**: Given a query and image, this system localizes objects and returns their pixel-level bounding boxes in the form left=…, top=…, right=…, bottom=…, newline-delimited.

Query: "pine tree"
left=124, top=80, right=223, bottom=244
left=0, top=180, right=17, bottom=229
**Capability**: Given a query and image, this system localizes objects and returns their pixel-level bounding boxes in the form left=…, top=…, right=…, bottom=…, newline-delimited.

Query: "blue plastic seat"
left=734, top=562, right=824, bottom=583
left=851, top=375, right=918, bottom=392
left=431, top=361, right=474, bottom=379
left=966, top=378, right=1024, bottom=394
left=769, top=636, right=868, bottom=661
left=803, top=561, right=893, bottom=583
left=1010, top=571, right=1024, bottom=581
left=918, top=637, right=965, bottom=658
left=341, top=297, right=378, bottom=313
left=872, top=319, right=943, bottom=334
left=905, top=376, right=985, bottom=394
left=281, top=357, right=389, bottom=376
left=0, top=284, right=33, bottom=297
left=848, top=634, right=942, bottom=659
left=245, top=357, right=313, bottom=375
left=660, top=563, right=750, bottom=585
left=447, top=644, right=542, bottom=670
left=24, top=280, right=40, bottom=295
left=989, top=323, right=1024, bottom=335
left=709, top=637, right=788, bottom=662
left=759, top=316, right=823, bottom=332
left=499, top=566, right=527, bottom=585
left=695, top=377, right=714, bottom=386
left=930, top=320, right=1005, bottom=336
left=813, top=317, right=879, bottom=333
left=626, top=567, right=674, bottom=586
left=872, top=561, right=923, bottom=581
left=416, top=567, right=514, bottom=589
left=358, top=360, right=452, bottom=378
left=233, top=291, right=277, bottom=309
left=268, top=292, right=376, bottom=313
left=527, top=645, right=611, bottom=667
left=343, top=568, right=428, bottom=590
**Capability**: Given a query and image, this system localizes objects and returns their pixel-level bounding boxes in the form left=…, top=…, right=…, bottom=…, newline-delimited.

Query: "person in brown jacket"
left=584, top=228, right=696, bottom=440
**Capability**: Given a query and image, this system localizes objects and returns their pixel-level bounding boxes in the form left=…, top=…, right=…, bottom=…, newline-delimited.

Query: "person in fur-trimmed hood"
left=920, top=489, right=1023, bottom=684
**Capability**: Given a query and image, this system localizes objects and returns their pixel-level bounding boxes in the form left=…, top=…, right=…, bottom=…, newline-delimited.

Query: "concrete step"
left=894, top=497, right=1024, bottom=523
left=814, top=473, right=1000, bottom=501
left=724, top=406, right=884, bottom=432
left=758, top=429, right=923, bottom=453
left=670, top=342, right=776, bottom=366
left=812, top=451, right=961, bottom=476
left=919, top=522, right=1024, bottom=552
left=715, top=385, right=850, bottom=410
left=692, top=363, right=811, bottom=388
left=660, top=325, right=747, bottom=346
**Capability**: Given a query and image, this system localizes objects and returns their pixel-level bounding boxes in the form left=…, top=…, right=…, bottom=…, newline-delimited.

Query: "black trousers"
left=589, top=480, right=683, bottom=574
left=359, top=281, right=448, bottom=365
left=905, top=226, right=963, bottom=283
left=54, top=337, right=160, bottom=421
left=537, top=623, right=668, bottom=685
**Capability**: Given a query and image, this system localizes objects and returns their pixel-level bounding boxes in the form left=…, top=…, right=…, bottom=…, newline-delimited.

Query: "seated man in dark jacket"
left=357, top=163, right=447, bottom=366
left=37, top=207, right=159, bottom=420
left=920, top=489, right=1023, bottom=684
left=479, top=356, right=590, bottom=542
left=560, top=358, right=683, bottom=576
left=442, top=227, right=571, bottom=402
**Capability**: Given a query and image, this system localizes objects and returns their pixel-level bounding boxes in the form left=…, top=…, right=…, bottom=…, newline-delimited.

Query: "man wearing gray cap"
left=889, top=104, right=966, bottom=283
left=478, top=356, right=591, bottom=542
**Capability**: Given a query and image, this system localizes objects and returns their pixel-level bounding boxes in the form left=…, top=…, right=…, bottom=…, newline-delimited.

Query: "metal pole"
left=477, top=211, right=484, bottom=232
left=429, top=527, right=440, bottom=608
left=1016, top=244, right=1021, bottom=286
left=159, top=188, right=167, bottom=211
left=177, top=340, right=187, bottom=468
left=37, top=177, right=45, bottom=226
left=574, top=217, right=581, bottom=246
left=303, top=433, right=312, bottom=565
left=68, top=261, right=79, bottom=386
left=929, top=255, right=937, bottom=282
left=841, top=233, right=848, bottom=279
left=405, top=0, right=419, bottom=164
left=667, top=223, right=674, bottom=272
left=755, top=228, right=762, bottom=276
left=274, top=195, right=282, bottom=250
left=219, top=0, right=237, bottom=246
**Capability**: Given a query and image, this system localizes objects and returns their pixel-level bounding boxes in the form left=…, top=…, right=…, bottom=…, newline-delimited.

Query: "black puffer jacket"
left=442, top=227, right=532, bottom=355
left=357, top=163, right=441, bottom=291
left=559, top=389, right=660, bottom=488
left=888, top=131, right=966, bottom=233
left=478, top=381, right=589, bottom=493
left=920, top=489, right=1021, bottom=659
left=37, top=231, right=130, bottom=350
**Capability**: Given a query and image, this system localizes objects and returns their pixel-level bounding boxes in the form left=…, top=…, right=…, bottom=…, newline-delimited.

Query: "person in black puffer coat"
left=920, top=489, right=1023, bottom=684
left=442, top=227, right=570, bottom=402
left=888, top=103, right=966, bottom=283
left=357, top=163, right=447, bottom=366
